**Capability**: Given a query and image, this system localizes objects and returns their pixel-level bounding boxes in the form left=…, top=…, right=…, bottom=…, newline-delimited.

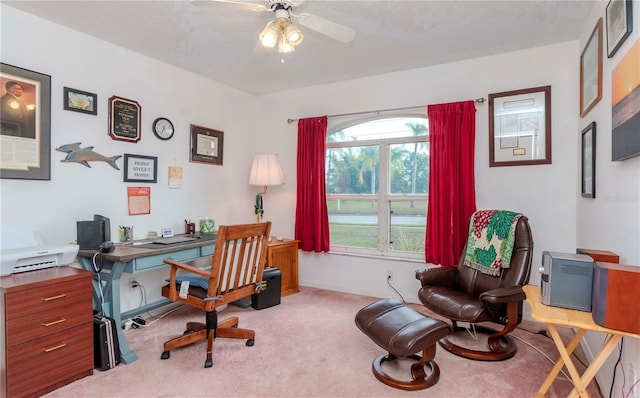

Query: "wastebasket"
left=252, top=267, right=281, bottom=310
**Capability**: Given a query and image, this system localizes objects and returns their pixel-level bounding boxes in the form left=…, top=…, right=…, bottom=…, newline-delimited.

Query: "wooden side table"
left=523, top=285, right=640, bottom=398
left=267, top=239, right=299, bottom=296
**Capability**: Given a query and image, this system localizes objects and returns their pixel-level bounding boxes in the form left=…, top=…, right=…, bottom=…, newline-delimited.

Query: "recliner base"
left=438, top=324, right=517, bottom=361
left=372, top=349, right=441, bottom=391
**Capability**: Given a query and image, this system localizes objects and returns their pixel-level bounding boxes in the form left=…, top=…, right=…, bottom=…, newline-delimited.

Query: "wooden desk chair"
left=160, top=222, right=271, bottom=368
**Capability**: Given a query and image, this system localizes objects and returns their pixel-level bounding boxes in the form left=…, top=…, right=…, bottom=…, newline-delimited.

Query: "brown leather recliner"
left=415, top=215, right=533, bottom=361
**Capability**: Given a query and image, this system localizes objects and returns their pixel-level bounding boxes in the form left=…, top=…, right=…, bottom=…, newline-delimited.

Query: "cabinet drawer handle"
left=43, top=343, right=66, bottom=352
left=42, top=318, right=66, bottom=327
left=42, top=293, right=66, bottom=301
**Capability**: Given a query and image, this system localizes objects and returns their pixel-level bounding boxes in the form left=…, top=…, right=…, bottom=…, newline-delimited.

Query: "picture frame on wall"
left=581, top=122, right=596, bottom=198
left=109, top=95, right=141, bottom=143
left=190, top=124, right=224, bottom=165
left=580, top=18, right=603, bottom=118
left=0, top=63, right=51, bottom=180
left=123, top=154, right=157, bottom=183
left=488, top=85, right=552, bottom=167
left=63, top=87, right=97, bottom=115
left=612, top=38, right=640, bottom=161
left=606, top=0, right=633, bottom=58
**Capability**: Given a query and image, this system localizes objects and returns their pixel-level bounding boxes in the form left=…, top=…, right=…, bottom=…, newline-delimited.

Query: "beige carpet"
left=44, top=287, right=601, bottom=398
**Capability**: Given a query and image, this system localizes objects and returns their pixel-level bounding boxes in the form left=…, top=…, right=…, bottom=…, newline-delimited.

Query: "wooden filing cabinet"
left=1, top=267, right=94, bottom=398
left=267, top=239, right=299, bottom=296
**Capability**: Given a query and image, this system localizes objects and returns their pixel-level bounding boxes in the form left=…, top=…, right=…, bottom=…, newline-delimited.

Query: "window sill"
left=324, top=248, right=425, bottom=263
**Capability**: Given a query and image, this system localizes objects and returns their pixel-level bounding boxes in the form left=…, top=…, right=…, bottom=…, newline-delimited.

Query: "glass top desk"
left=523, top=285, right=640, bottom=398
left=77, top=234, right=216, bottom=364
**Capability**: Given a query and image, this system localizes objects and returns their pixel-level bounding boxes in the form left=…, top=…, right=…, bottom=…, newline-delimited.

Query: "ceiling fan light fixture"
left=259, top=20, right=278, bottom=48
left=283, top=22, right=303, bottom=46
left=278, top=35, right=295, bottom=53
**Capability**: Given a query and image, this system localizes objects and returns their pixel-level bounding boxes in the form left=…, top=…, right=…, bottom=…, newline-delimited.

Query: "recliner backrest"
left=455, top=216, right=533, bottom=298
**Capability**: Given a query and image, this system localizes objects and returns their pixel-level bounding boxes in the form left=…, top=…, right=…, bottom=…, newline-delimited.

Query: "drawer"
left=201, top=244, right=214, bottom=257
left=127, top=247, right=200, bottom=272
left=7, top=323, right=93, bottom=398
left=7, top=305, right=93, bottom=346
left=5, top=279, right=92, bottom=320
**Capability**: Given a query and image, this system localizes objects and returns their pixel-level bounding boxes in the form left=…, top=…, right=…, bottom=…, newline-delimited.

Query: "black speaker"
left=77, top=220, right=106, bottom=250
left=252, top=267, right=282, bottom=310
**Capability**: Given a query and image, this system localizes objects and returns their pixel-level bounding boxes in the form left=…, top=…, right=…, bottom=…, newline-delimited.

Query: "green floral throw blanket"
left=463, top=210, right=522, bottom=276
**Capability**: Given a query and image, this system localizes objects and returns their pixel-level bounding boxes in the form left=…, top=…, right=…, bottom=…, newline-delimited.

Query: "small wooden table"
left=523, top=285, right=640, bottom=398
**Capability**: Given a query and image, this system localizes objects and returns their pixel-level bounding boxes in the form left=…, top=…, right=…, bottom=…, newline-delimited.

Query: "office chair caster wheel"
left=246, top=339, right=254, bottom=347
left=161, top=351, right=170, bottom=360
left=204, top=359, right=213, bottom=368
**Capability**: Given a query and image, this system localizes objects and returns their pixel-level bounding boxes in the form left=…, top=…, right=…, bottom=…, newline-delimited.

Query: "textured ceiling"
left=4, top=0, right=596, bottom=95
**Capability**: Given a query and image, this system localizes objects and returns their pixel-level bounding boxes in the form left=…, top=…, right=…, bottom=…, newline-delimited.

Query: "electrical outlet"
left=386, top=270, right=394, bottom=281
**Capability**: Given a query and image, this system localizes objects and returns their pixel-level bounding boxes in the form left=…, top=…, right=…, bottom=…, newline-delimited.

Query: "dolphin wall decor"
left=56, top=142, right=122, bottom=170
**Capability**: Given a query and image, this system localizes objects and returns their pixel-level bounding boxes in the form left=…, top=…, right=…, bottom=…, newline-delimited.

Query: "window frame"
left=326, top=114, right=428, bottom=260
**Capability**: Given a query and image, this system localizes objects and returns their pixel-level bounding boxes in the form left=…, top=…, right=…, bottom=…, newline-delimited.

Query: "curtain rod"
left=286, top=97, right=486, bottom=124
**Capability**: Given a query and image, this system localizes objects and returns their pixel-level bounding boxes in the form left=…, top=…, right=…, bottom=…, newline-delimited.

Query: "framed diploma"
left=109, top=95, right=141, bottom=142
left=190, top=124, right=223, bottom=165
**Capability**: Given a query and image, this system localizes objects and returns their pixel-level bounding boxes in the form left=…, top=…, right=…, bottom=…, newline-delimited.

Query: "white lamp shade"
left=249, top=154, right=285, bottom=186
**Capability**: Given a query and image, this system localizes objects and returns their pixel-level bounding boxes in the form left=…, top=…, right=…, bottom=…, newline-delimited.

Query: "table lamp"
left=249, top=154, right=284, bottom=222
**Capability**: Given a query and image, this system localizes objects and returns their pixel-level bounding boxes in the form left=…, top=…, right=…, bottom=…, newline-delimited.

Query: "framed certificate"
left=190, top=124, right=223, bottom=165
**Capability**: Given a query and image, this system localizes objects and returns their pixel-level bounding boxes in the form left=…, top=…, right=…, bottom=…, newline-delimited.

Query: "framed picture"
left=190, top=124, right=223, bottom=165
left=109, top=95, right=141, bottom=142
left=606, top=0, right=633, bottom=58
left=63, top=87, right=97, bottom=115
left=123, top=154, right=157, bottom=183
left=488, top=85, right=551, bottom=167
left=580, top=18, right=603, bottom=118
left=581, top=122, right=596, bottom=198
left=612, top=38, right=640, bottom=161
left=0, top=63, right=51, bottom=180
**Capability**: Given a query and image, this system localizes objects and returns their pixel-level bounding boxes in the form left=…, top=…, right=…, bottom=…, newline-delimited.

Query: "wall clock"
left=152, top=117, right=174, bottom=140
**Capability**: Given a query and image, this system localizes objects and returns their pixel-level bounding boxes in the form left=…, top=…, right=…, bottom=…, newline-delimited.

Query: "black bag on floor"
left=93, top=315, right=121, bottom=371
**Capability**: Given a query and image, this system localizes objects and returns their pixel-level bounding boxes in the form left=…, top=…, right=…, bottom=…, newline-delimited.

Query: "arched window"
left=326, top=116, right=428, bottom=259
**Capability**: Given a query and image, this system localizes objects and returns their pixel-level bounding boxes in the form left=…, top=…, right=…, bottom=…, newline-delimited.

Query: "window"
left=326, top=117, right=428, bottom=259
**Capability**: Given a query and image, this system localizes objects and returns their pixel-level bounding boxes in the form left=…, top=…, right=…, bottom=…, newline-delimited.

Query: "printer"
left=0, top=223, right=79, bottom=276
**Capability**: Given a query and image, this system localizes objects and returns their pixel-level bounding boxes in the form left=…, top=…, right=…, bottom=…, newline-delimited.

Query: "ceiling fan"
left=192, top=0, right=356, bottom=53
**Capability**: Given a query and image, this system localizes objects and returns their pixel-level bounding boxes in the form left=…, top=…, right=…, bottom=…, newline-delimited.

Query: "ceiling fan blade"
left=191, top=0, right=267, bottom=12
left=294, top=12, right=356, bottom=43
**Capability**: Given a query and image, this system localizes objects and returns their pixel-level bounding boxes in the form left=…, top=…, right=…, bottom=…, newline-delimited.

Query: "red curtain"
left=295, top=116, right=330, bottom=252
left=425, top=101, right=477, bottom=266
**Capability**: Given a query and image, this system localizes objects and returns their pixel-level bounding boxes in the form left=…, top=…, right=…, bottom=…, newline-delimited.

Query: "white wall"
left=0, top=5, right=260, bottom=310
left=255, top=41, right=579, bottom=303
left=575, top=2, right=640, bottom=396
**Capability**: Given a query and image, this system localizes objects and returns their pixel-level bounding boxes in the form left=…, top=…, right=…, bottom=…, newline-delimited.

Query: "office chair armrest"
left=415, top=266, right=457, bottom=287
left=479, top=286, right=525, bottom=305
left=164, top=258, right=211, bottom=278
